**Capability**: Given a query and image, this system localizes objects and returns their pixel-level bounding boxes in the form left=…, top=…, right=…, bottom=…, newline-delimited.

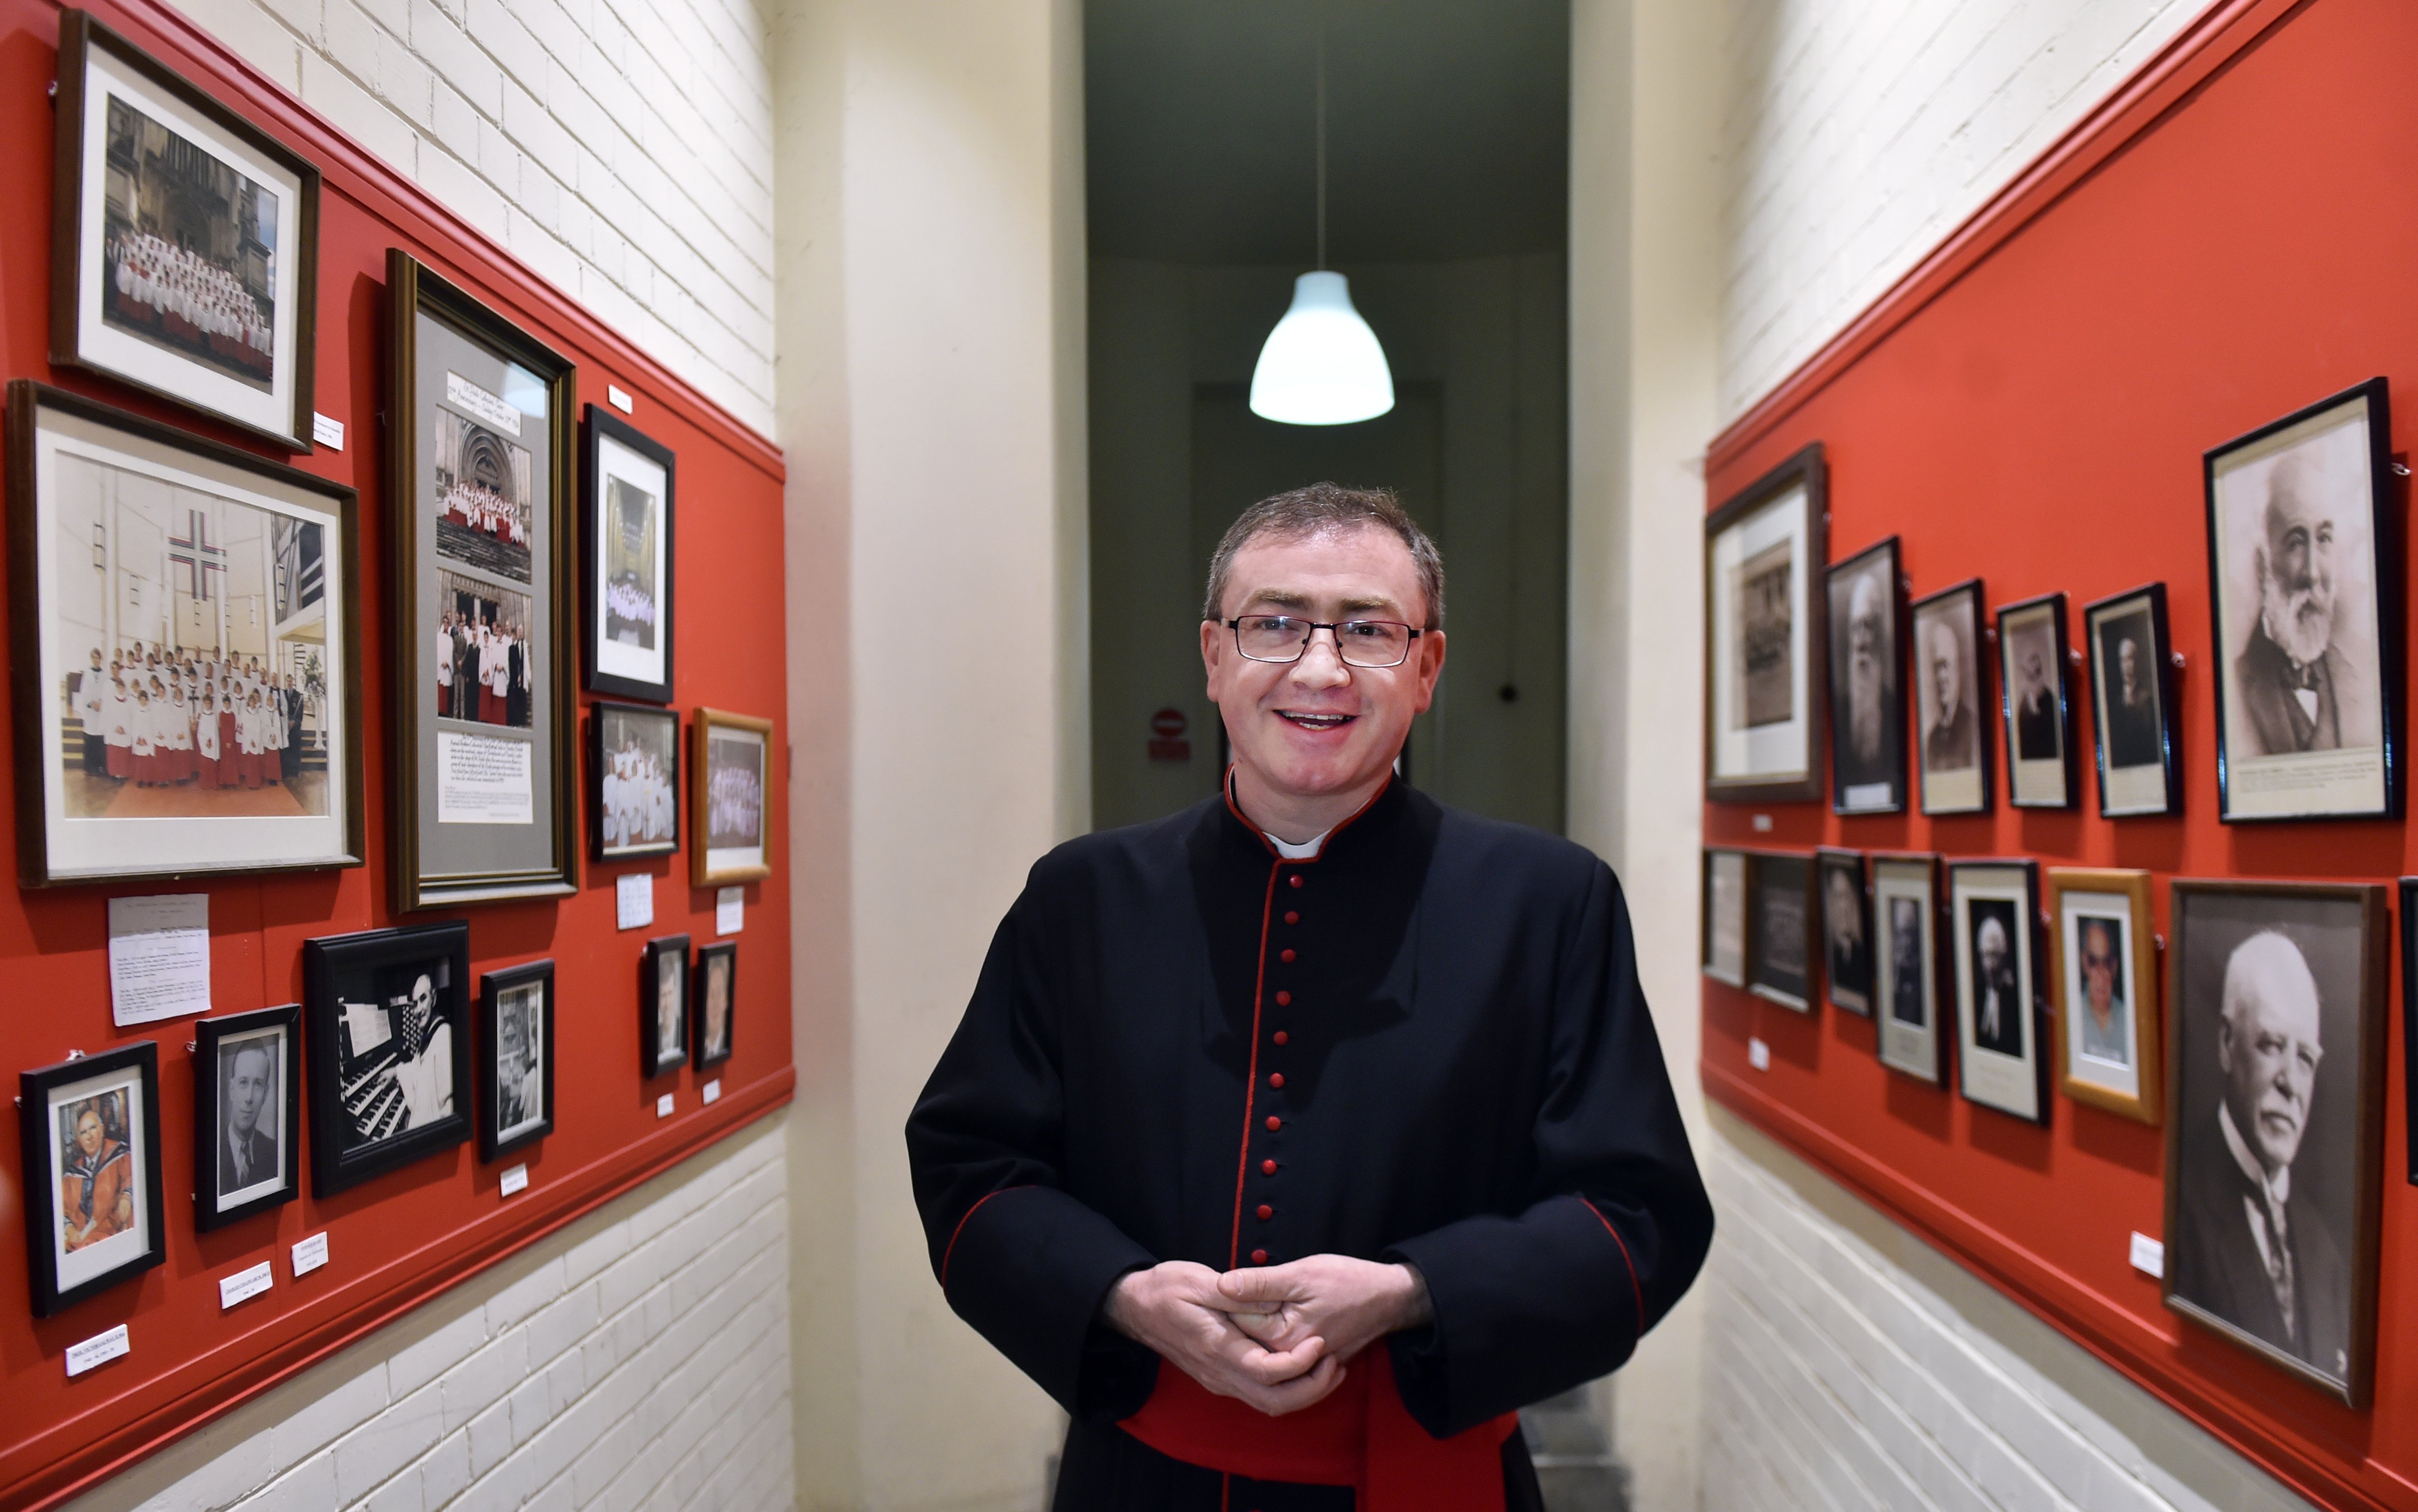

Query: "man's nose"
left=1291, top=631, right=1351, bottom=683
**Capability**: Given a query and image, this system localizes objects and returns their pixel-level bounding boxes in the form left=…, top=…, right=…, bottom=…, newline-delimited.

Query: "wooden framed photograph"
left=1817, top=847, right=1872, bottom=1017
left=581, top=408, right=675, bottom=704
left=20, top=1041, right=165, bottom=1317
left=303, top=921, right=473, bottom=1196
left=49, top=10, right=319, bottom=450
left=192, top=1003, right=299, bottom=1230
left=1705, top=443, right=1825, bottom=803
left=479, top=958, right=553, bottom=1162
left=7, top=381, right=362, bottom=887
left=692, top=708, right=773, bottom=886
left=1701, top=847, right=1746, bottom=988
left=1912, top=579, right=1990, bottom=816
left=1746, top=851, right=1814, bottom=1012
left=1873, top=854, right=1944, bottom=1084
left=2085, top=583, right=2181, bottom=818
left=641, top=934, right=691, bottom=1077
left=1998, top=592, right=2078, bottom=810
left=590, top=700, right=679, bottom=861
left=389, top=250, right=577, bottom=910
left=2164, top=879, right=2386, bottom=1406
left=1948, top=860, right=2047, bottom=1124
left=2205, top=379, right=2398, bottom=822
left=1825, top=537, right=1907, bottom=815
left=2048, top=868, right=2160, bottom=1124
left=693, top=940, right=736, bottom=1070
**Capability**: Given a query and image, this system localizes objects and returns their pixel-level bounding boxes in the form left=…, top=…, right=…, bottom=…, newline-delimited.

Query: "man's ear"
left=2216, top=1013, right=2235, bottom=1075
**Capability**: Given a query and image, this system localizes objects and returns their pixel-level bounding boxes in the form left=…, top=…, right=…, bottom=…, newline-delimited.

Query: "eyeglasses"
left=1227, top=614, right=1420, bottom=668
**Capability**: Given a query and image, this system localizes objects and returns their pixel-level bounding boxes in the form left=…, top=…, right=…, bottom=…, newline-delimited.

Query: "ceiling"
left=1085, top=0, right=1570, bottom=264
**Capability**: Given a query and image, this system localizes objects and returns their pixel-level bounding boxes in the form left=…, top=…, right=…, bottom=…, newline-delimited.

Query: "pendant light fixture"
left=1248, top=22, right=1394, bottom=426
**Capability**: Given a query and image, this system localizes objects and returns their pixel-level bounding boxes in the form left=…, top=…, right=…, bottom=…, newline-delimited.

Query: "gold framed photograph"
left=2047, top=867, right=2160, bottom=1124
left=692, top=707, right=772, bottom=886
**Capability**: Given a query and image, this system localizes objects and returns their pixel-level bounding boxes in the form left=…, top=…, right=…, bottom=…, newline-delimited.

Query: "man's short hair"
left=1201, top=482, right=1445, bottom=630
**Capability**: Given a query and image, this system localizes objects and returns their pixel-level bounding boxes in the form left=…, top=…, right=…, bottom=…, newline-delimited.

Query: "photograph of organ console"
left=303, top=920, right=472, bottom=1195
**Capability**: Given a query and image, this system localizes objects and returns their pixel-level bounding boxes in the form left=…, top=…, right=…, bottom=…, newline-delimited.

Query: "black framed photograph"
left=1948, top=860, right=2047, bottom=1124
left=388, top=251, right=578, bottom=910
left=303, top=921, right=473, bottom=1195
left=1746, top=852, right=1812, bottom=1012
left=1873, top=854, right=1944, bottom=1084
left=692, top=708, right=773, bottom=887
left=7, top=382, right=363, bottom=887
left=1825, top=537, right=1907, bottom=815
left=479, top=959, right=553, bottom=1161
left=193, top=1004, right=299, bottom=1230
left=1997, top=593, right=2078, bottom=810
left=1701, top=848, right=1746, bottom=988
left=642, top=934, right=691, bottom=1077
left=2085, top=583, right=2181, bottom=818
left=19, top=1041, right=164, bottom=1316
left=2164, top=880, right=2386, bottom=1406
left=581, top=408, right=675, bottom=704
left=1912, top=579, right=1990, bottom=815
left=590, top=700, right=679, bottom=861
left=50, top=11, right=319, bottom=450
left=2049, top=868, right=2160, bottom=1125
left=1705, top=443, right=1825, bottom=804
left=2205, top=379, right=2398, bottom=822
left=693, top=940, right=736, bottom=1069
left=1817, top=847, right=1872, bottom=1017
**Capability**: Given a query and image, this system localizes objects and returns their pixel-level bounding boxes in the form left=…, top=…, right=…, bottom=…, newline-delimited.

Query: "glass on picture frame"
left=1704, top=443, right=1825, bottom=804
left=18, top=1041, right=165, bottom=1316
left=1817, top=847, right=1872, bottom=1017
left=1948, top=860, right=2047, bottom=1124
left=2085, top=583, right=2182, bottom=818
left=193, top=1003, right=301, bottom=1230
left=303, top=921, right=474, bottom=1196
left=692, top=709, right=773, bottom=887
left=642, top=934, right=691, bottom=1078
left=693, top=940, right=736, bottom=1070
left=1701, top=848, right=1746, bottom=988
left=1912, top=579, right=1991, bottom=816
left=2047, top=868, right=2160, bottom=1124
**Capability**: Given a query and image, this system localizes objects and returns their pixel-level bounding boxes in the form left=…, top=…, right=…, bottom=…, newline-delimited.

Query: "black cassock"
left=907, top=780, right=1712, bottom=1511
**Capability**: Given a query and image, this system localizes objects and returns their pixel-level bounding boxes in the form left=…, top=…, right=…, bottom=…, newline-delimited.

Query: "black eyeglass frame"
left=1224, top=615, right=1424, bottom=669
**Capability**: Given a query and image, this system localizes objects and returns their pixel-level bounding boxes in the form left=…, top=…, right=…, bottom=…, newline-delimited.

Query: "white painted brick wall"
left=68, top=1119, right=794, bottom=1512
left=165, top=0, right=778, bottom=434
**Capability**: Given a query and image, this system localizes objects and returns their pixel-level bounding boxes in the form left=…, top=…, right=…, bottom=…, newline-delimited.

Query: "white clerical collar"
left=2220, top=1100, right=2290, bottom=1206
left=1264, top=830, right=1330, bottom=860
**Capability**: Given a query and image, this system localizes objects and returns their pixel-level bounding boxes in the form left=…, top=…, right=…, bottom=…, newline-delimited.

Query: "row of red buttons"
left=1250, top=871, right=1304, bottom=1267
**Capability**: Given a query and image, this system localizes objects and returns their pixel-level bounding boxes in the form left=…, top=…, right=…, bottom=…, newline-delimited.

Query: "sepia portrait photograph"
left=1949, top=861, right=2046, bottom=1123
left=479, top=959, right=554, bottom=1161
left=2048, top=868, right=2159, bottom=1123
left=1826, top=538, right=1905, bottom=815
left=694, top=941, right=736, bottom=1069
left=582, top=409, right=677, bottom=704
left=1912, top=580, right=1989, bottom=816
left=1997, top=593, right=2076, bottom=809
left=2085, top=584, right=2180, bottom=817
left=2165, top=880, right=2384, bottom=1405
left=591, top=701, right=680, bottom=860
left=193, top=1004, right=299, bottom=1229
left=694, top=708, right=773, bottom=886
left=2205, top=380, right=2396, bottom=822
left=1747, top=852, right=1812, bottom=1013
left=642, top=934, right=692, bottom=1077
left=1702, top=848, right=1746, bottom=988
left=1704, top=444, right=1824, bottom=803
left=1818, top=848, right=1871, bottom=1016
left=1873, top=855, right=1943, bottom=1084
left=303, top=922, right=473, bottom=1195
left=18, top=1041, right=164, bottom=1316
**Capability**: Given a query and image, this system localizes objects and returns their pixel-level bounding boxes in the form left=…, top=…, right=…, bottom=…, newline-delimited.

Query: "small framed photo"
left=2205, top=379, right=2398, bottom=822
left=590, top=700, right=680, bottom=861
left=479, top=959, right=554, bottom=1162
left=303, top=922, right=473, bottom=1195
left=1998, top=593, right=2078, bottom=810
left=693, top=941, right=736, bottom=1069
left=692, top=708, right=773, bottom=886
left=1747, top=852, right=1814, bottom=1012
left=193, top=1004, right=299, bottom=1230
left=1704, top=443, right=1825, bottom=804
left=1873, top=854, right=1944, bottom=1084
left=50, top=11, right=319, bottom=450
left=2048, top=868, right=2160, bottom=1124
left=1817, top=848, right=1872, bottom=1017
left=642, top=934, right=691, bottom=1077
left=2085, top=584, right=2181, bottom=817
left=1702, top=848, right=1746, bottom=988
left=20, top=1042, right=164, bottom=1316
left=2164, top=880, right=2386, bottom=1406
left=580, top=408, right=675, bottom=704
left=1826, top=538, right=1908, bottom=815
left=1948, top=861, right=2047, bottom=1124
left=1911, top=580, right=1990, bottom=815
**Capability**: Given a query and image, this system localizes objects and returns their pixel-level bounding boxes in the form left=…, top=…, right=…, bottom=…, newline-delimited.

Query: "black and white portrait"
left=1702, top=849, right=1746, bottom=987
left=1998, top=594, right=2072, bottom=809
left=695, top=942, right=736, bottom=1068
left=1747, top=853, right=1810, bottom=1012
left=2086, top=587, right=2178, bottom=817
left=1913, top=582, right=1987, bottom=815
left=1826, top=540, right=1904, bottom=814
left=1873, top=857, right=1942, bottom=1084
left=1818, top=849, right=1871, bottom=1016
left=1705, top=450, right=1822, bottom=803
left=495, top=982, right=544, bottom=1141
left=643, top=935, right=691, bottom=1076
left=1888, top=898, right=1923, bottom=1026
left=303, top=922, right=472, bottom=1195
left=1951, top=863, right=2044, bottom=1123
left=215, top=1029, right=283, bottom=1204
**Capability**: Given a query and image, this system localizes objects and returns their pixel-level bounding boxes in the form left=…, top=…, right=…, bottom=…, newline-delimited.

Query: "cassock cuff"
left=940, top=1185, right=1161, bottom=1418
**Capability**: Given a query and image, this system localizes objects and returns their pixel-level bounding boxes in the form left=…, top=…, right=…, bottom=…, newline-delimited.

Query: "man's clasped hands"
left=1103, top=1255, right=1433, bottom=1416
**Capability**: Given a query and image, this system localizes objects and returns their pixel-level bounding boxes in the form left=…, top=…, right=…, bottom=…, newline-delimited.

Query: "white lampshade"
left=1248, top=271, right=1394, bottom=426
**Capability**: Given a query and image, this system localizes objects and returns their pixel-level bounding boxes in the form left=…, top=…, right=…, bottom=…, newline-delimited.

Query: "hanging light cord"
left=1316, top=21, right=1328, bottom=270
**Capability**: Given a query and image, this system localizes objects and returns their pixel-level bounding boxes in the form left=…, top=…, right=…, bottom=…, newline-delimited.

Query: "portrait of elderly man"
left=2100, top=622, right=2163, bottom=770
left=1967, top=905, right=2022, bottom=1056
left=1888, top=897, right=1925, bottom=1026
left=1829, top=551, right=1902, bottom=805
left=2012, top=640, right=2060, bottom=761
left=2229, top=450, right=2378, bottom=757
left=2074, top=916, right=2132, bottom=1067
left=1920, top=615, right=1978, bottom=774
left=1823, top=862, right=1871, bottom=1011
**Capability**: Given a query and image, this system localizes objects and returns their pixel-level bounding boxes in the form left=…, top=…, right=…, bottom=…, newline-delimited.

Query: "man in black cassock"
left=907, top=484, right=1712, bottom=1511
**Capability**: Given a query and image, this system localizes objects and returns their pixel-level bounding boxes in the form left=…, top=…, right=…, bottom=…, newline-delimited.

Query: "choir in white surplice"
left=70, top=645, right=309, bottom=791
left=600, top=736, right=676, bottom=850
left=433, top=611, right=534, bottom=728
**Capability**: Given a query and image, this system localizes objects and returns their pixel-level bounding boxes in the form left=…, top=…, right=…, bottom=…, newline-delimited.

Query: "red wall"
left=0, top=0, right=793, bottom=1504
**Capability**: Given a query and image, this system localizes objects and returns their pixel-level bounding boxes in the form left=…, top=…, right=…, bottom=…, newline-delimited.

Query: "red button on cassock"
left=1280, top=948, right=1297, bottom=963
left=1290, top=875, right=1304, bottom=889
left=1275, top=991, right=1292, bottom=1006
left=1285, top=911, right=1300, bottom=925
left=1257, top=1204, right=1273, bottom=1221
left=1262, top=1159, right=1278, bottom=1175
left=1268, top=1073, right=1285, bottom=1089
left=1252, top=1249, right=1269, bottom=1265
left=1266, top=1115, right=1282, bottom=1131
left=1272, top=1031, right=1289, bottom=1045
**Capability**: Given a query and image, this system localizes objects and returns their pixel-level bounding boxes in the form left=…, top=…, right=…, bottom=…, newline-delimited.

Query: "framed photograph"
left=1701, top=848, right=1746, bottom=988
left=1873, top=854, right=1944, bottom=1084
left=2205, top=379, right=2398, bottom=822
left=1746, top=852, right=1813, bottom=1012
left=590, top=700, right=680, bottom=861
left=1948, top=861, right=2047, bottom=1124
left=693, top=940, right=736, bottom=1070
left=581, top=408, right=675, bottom=704
left=479, top=959, right=553, bottom=1162
left=2085, top=584, right=2181, bottom=818
left=1912, top=580, right=1990, bottom=815
left=1826, top=538, right=1907, bottom=815
left=50, top=11, right=319, bottom=450
left=693, top=708, right=773, bottom=886
left=1705, top=443, right=1825, bottom=803
left=2164, top=880, right=2386, bottom=1406
left=192, top=1004, right=299, bottom=1230
left=1817, top=847, right=1872, bottom=1017
left=1998, top=593, right=2078, bottom=810
left=19, top=1042, right=164, bottom=1317
left=7, top=382, right=362, bottom=887
left=2049, top=868, right=2160, bottom=1124
left=303, top=921, right=473, bottom=1195
left=388, top=250, right=578, bottom=910
left=642, top=934, right=691, bottom=1077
